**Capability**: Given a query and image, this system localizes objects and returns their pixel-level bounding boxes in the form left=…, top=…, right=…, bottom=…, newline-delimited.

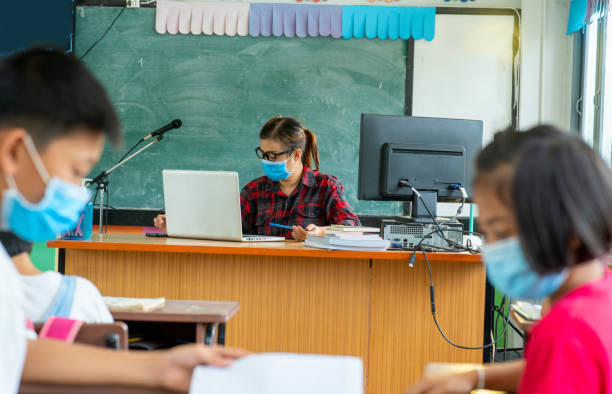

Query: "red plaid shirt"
left=240, top=167, right=361, bottom=238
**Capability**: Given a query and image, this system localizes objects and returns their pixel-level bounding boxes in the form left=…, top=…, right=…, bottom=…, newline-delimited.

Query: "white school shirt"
left=20, top=272, right=113, bottom=323
left=0, top=246, right=26, bottom=394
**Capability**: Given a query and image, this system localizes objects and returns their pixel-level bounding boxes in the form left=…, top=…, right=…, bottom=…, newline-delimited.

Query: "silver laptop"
left=162, top=170, right=285, bottom=242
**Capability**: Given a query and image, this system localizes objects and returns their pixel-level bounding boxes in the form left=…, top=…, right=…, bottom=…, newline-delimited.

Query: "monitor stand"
left=402, top=191, right=437, bottom=223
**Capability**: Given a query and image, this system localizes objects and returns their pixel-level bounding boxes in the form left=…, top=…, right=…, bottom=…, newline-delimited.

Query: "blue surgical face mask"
left=262, top=153, right=294, bottom=182
left=481, top=236, right=568, bottom=300
left=1, top=136, right=91, bottom=242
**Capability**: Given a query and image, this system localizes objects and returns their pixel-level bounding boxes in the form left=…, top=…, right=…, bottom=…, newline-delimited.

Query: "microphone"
left=142, top=119, right=182, bottom=141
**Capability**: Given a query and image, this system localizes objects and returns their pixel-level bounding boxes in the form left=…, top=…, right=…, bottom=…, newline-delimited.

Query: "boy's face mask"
left=1, top=135, right=91, bottom=241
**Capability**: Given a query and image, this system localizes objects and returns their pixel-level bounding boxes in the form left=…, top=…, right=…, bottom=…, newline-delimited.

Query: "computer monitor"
left=358, top=114, right=483, bottom=220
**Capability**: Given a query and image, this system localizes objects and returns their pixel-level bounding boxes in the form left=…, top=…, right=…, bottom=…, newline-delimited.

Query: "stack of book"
left=324, top=225, right=380, bottom=235
left=304, top=232, right=389, bottom=251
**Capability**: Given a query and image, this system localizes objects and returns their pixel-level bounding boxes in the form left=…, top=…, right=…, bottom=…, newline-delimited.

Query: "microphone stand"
left=88, top=135, right=164, bottom=234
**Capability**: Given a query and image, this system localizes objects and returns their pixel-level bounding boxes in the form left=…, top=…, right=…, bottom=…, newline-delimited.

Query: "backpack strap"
left=38, top=316, right=83, bottom=343
left=41, top=275, right=77, bottom=321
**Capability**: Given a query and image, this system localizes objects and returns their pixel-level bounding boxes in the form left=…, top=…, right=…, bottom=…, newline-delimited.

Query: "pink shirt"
left=519, top=269, right=612, bottom=394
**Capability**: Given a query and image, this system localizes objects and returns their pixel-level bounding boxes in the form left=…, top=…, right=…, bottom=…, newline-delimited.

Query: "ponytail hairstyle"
left=259, top=115, right=320, bottom=170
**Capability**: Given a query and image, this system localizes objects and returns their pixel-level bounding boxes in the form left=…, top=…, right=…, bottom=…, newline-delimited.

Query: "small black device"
left=145, top=232, right=168, bottom=237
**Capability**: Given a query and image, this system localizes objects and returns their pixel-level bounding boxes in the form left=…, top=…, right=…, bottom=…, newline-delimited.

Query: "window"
left=579, top=14, right=612, bottom=166
left=600, top=16, right=612, bottom=165
left=581, top=21, right=600, bottom=148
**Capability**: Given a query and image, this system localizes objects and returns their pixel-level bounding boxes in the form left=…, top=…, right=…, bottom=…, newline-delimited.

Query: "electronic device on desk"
left=381, top=219, right=463, bottom=250
left=163, top=170, right=285, bottom=242
left=358, top=114, right=483, bottom=251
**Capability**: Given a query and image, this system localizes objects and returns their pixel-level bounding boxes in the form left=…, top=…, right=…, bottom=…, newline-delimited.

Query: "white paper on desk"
left=189, top=353, right=363, bottom=394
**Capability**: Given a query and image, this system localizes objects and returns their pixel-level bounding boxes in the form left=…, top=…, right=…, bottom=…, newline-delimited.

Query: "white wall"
left=520, top=0, right=574, bottom=130
left=412, top=14, right=515, bottom=144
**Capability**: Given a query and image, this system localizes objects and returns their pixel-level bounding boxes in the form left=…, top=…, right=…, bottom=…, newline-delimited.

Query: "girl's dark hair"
left=476, top=125, right=612, bottom=274
left=259, top=116, right=320, bottom=171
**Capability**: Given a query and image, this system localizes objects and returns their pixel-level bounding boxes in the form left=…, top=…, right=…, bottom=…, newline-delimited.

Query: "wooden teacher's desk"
left=49, top=231, right=485, bottom=394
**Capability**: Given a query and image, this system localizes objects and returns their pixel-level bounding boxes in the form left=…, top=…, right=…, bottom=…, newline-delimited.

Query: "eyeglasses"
left=255, top=147, right=294, bottom=161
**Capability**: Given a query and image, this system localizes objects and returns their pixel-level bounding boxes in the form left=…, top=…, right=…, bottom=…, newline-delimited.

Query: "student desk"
left=111, top=300, right=239, bottom=345
left=19, top=385, right=177, bottom=394
left=49, top=232, right=485, bottom=393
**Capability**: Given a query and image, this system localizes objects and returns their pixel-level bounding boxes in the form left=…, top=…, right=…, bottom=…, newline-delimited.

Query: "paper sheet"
left=103, top=297, right=165, bottom=312
left=189, top=353, right=363, bottom=394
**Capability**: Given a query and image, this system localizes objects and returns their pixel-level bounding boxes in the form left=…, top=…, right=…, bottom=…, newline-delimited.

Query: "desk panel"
left=66, top=249, right=370, bottom=357
left=369, top=258, right=485, bottom=392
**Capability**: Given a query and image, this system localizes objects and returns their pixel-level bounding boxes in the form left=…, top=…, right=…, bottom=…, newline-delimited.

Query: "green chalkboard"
left=76, top=7, right=406, bottom=214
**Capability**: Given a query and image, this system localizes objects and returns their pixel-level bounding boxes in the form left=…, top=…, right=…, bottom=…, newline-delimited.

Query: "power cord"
left=79, top=7, right=126, bottom=60
left=408, top=227, right=482, bottom=267
left=399, top=181, right=441, bottom=228
left=404, top=182, right=510, bottom=350
left=422, top=250, right=511, bottom=350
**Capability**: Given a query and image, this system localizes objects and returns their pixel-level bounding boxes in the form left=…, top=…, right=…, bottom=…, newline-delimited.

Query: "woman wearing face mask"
left=405, top=126, right=612, bottom=394
left=155, top=116, right=361, bottom=241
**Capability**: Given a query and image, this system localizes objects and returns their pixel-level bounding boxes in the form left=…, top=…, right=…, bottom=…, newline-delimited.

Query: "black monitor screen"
left=358, top=114, right=483, bottom=203
left=0, top=1, right=75, bottom=57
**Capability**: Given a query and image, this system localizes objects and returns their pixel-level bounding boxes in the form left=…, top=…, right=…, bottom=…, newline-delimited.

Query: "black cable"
left=422, top=250, right=511, bottom=350
left=408, top=182, right=477, bottom=252
left=409, top=227, right=481, bottom=266
left=404, top=182, right=512, bottom=349
left=79, top=7, right=126, bottom=60
left=420, top=243, right=466, bottom=253
left=116, top=138, right=146, bottom=165
left=504, top=303, right=508, bottom=361
left=493, top=297, right=506, bottom=352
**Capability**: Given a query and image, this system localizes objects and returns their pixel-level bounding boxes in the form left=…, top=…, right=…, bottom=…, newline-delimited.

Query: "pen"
left=270, top=222, right=293, bottom=230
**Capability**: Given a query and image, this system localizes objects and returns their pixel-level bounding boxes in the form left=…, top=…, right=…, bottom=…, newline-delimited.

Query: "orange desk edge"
left=49, top=231, right=481, bottom=262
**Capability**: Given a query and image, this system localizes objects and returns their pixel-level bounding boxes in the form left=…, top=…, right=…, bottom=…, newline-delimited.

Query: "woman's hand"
left=292, top=224, right=325, bottom=241
left=155, top=345, right=249, bottom=392
left=153, top=214, right=167, bottom=231
left=405, top=371, right=478, bottom=394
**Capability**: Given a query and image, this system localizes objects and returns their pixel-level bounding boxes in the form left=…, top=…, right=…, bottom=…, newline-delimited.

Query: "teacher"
left=154, top=115, right=360, bottom=241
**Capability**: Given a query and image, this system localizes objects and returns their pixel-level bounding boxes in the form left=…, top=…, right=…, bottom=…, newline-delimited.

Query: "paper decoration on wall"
left=155, top=1, right=436, bottom=41
left=341, top=6, right=435, bottom=40
left=567, top=0, right=609, bottom=34
left=567, top=0, right=587, bottom=34
left=249, top=4, right=342, bottom=38
left=155, top=1, right=249, bottom=36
